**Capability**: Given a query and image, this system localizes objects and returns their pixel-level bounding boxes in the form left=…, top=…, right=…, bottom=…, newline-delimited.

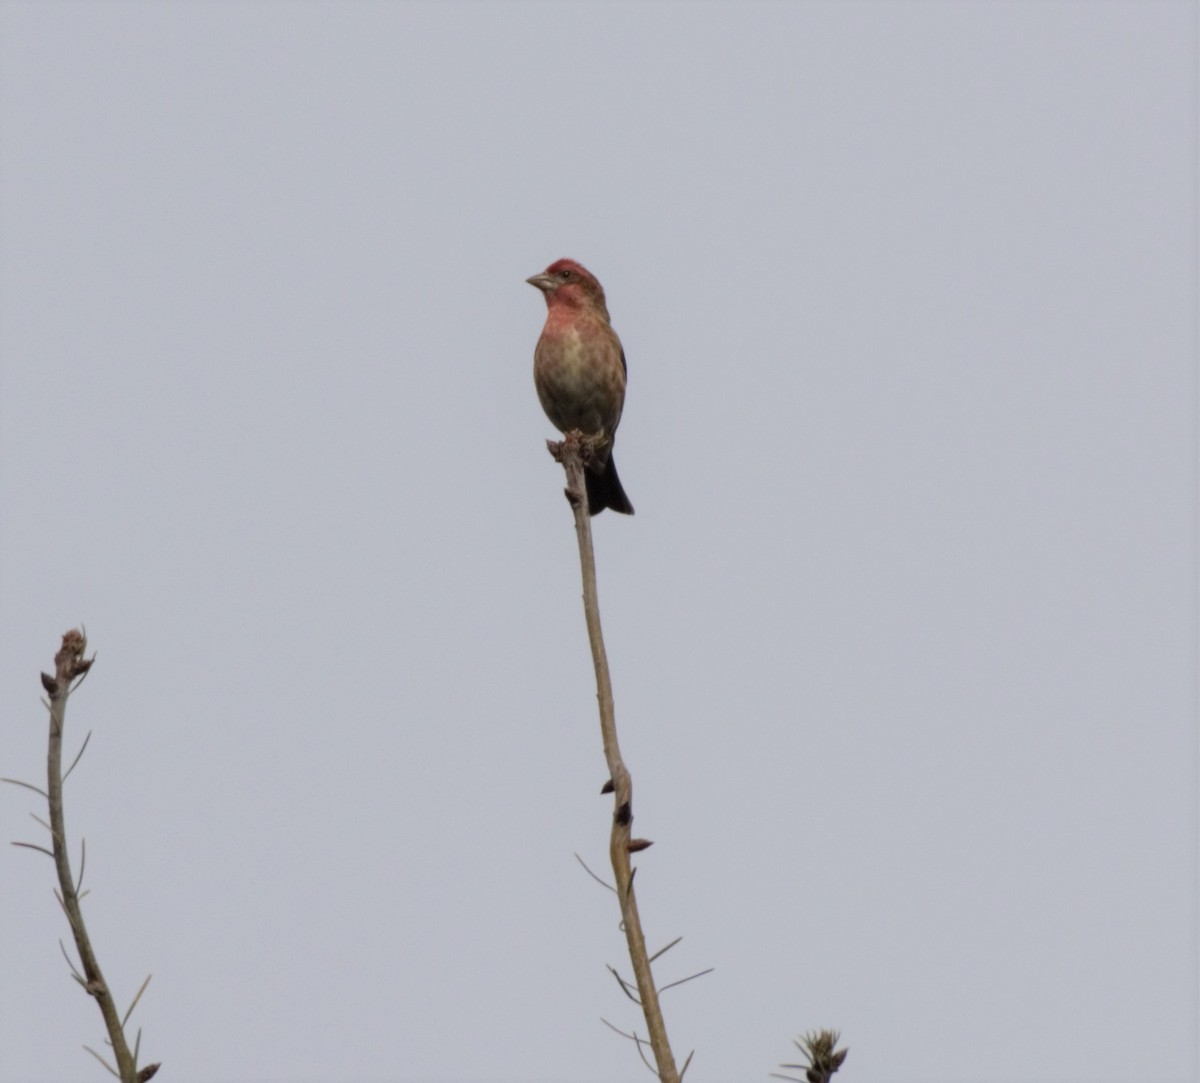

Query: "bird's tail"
left=586, top=454, right=634, bottom=516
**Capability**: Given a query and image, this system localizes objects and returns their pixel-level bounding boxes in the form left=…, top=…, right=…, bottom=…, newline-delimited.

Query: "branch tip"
left=779, top=1029, right=848, bottom=1083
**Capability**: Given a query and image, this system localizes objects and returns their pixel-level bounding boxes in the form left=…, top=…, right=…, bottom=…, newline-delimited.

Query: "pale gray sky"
left=1, top=3, right=1196, bottom=1082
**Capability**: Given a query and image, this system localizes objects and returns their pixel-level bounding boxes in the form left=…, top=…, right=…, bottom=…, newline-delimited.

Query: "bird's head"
left=526, top=259, right=610, bottom=319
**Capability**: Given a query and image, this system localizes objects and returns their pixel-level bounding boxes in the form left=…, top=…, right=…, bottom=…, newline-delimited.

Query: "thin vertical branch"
left=550, top=434, right=680, bottom=1083
left=40, top=630, right=145, bottom=1083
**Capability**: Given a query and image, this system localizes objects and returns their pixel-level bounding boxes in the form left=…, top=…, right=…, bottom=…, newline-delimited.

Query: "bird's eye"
left=559, top=269, right=572, bottom=279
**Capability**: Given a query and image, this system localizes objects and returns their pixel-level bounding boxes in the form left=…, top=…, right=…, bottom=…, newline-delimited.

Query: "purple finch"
left=527, top=258, right=634, bottom=516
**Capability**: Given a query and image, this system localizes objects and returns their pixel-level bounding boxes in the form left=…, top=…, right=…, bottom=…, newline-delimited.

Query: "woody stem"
left=555, top=433, right=679, bottom=1083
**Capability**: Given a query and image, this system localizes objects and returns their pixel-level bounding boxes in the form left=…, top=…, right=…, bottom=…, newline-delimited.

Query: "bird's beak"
left=526, top=272, right=555, bottom=293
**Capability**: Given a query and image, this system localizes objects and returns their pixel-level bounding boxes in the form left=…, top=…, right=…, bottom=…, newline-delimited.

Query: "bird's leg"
left=578, top=431, right=611, bottom=472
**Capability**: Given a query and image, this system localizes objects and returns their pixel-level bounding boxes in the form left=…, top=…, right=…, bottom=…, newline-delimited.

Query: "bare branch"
left=679, top=1049, right=695, bottom=1081
left=600, top=1016, right=661, bottom=1076
left=574, top=851, right=617, bottom=893
left=122, top=975, right=152, bottom=1030
left=552, top=435, right=681, bottom=1081
left=12, top=840, right=55, bottom=859
left=1, top=777, right=49, bottom=799
left=37, top=631, right=146, bottom=1082
left=83, top=1044, right=119, bottom=1078
left=605, top=963, right=642, bottom=1005
left=648, top=936, right=682, bottom=964
left=600, top=1017, right=639, bottom=1042
left=633, top=1031, right=658, bottom=1075
left=59, top=939, right=85, bottom=984
left=658, top=968, right=715, bottom=995
left=62, top=731, right=93, bottom=783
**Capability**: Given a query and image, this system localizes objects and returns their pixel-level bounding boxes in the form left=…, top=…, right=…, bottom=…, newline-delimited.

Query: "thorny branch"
left=549, top=433, right=680, bottom=1082
left=7, top=631, right=160, bottom=1083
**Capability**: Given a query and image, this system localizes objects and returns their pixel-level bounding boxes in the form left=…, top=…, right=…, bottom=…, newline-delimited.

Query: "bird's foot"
left=576, top=431, right=611, bottom=470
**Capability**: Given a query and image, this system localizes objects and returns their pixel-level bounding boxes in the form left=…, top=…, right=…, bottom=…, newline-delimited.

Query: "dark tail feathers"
left=586, top=454, right=634, bottom=516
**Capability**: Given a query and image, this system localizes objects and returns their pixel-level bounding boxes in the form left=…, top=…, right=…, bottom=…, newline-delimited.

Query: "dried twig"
left=25, top=630, right=152, bottom=1083
left=606, top=963, right=643, bottom=1005
left=550, top=434, right=680, bottom=1082
left=600, top=1017, right=658, bottom=1076
left=63, top=730, right=93, bottom=782
left=657, top=967, right=715, bottom=995
left=83, top=1044, right=119, bottom=1078
left=773, top=1029, right=849, bottom=1083
left=1, top=777, right=49, bottom=799
left=122, top=974, right=153, bottom=1030
left=59, top=938, right=85, bottom=984
left=574, top=851, right=617, bottom=894
left=647, top=936, right=682, bottom=964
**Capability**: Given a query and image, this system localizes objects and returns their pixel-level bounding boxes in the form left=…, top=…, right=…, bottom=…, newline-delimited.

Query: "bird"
left=526, top=258, right=634, bottom=516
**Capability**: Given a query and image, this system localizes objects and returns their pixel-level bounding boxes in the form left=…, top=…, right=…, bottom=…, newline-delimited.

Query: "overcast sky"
left=1, top=3, right=1195, bottom=1082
